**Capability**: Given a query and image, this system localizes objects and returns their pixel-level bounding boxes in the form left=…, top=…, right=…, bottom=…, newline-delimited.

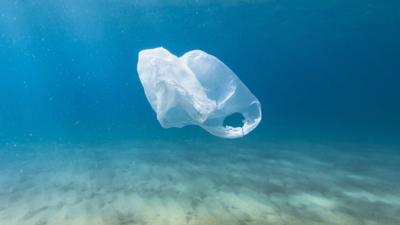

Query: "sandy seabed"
left=0, top=140, right=399, bottom=225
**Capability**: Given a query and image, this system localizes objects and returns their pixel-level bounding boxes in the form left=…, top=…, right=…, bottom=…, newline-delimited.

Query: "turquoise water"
left=1, top=1, right=400, bottom=224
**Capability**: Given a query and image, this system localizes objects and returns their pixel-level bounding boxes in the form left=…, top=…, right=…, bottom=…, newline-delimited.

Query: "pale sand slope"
left=0, top=140, right=399, bottom=225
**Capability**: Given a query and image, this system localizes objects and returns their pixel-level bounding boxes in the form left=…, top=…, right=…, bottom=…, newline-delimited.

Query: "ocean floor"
left=0, top=139, right=399, bottom=225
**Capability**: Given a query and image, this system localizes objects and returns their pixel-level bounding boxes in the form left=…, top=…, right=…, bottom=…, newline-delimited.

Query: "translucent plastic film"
left=137, top=47, right=262, bottom=138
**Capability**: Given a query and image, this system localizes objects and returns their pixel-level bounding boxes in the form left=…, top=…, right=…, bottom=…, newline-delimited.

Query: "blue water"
left=0, top=1, right=399, bottom=224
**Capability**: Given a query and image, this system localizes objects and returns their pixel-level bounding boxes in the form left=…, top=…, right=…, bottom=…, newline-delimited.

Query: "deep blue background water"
left=0, top=0, right=399, bottom=144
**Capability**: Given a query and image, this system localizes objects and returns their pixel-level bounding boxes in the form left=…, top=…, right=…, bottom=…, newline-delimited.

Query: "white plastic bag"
left=137, top=47, right=262, bottom=138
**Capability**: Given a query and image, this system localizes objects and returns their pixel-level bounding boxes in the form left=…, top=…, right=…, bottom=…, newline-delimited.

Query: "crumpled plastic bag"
left=137, top=47, right=262, bottom=139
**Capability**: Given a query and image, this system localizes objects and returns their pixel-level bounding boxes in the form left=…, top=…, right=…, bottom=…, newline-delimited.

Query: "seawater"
left=0, top=1, right=399, bottom=224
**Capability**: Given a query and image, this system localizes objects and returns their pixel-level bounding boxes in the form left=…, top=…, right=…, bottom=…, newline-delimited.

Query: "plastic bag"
left=137, top=47, right=262, bottom=138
